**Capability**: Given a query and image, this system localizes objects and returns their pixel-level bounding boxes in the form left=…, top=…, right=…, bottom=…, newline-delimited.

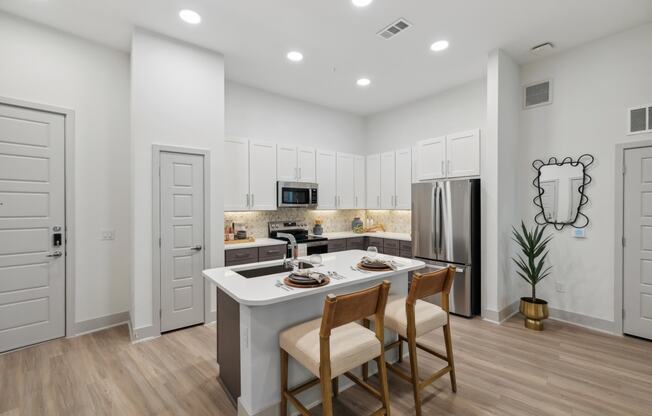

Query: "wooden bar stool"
left=364, top=267, right=456, bottom=416
left=279, top=281, right=392, bottom=416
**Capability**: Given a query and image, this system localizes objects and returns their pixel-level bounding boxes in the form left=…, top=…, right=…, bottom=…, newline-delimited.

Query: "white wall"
left=364, top=78, right=486, bottom=153
left=519, top=23, right=652, bottom=325
left=131, top=29, right=225, bottom=335
left=226, top=81, right=365, bottom=154
left=0, top=13, right=131, bottom=326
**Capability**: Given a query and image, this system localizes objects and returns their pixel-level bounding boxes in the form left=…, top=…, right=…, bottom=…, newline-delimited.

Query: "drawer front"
left=383, top=247, right=399, bottom=256
left=399, top=240, right=412, bottom=252
left=366, top=237, right=384, bottom=250
left=346, top=237, right=364, bottom=250
left=225, top=258, right=257, bottom=267
left=400, top=249, right=413, bottom=259
left=225, top=247, right=258, bottom=265
left=258, top=245, right=287, bottom=262
left=383, top=239, right=399, bottom=251
left=328, top=239, right=347, bottom=253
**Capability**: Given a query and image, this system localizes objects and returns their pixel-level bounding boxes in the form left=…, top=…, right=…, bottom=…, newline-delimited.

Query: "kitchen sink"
left=235, top=262, right=314, bottom=279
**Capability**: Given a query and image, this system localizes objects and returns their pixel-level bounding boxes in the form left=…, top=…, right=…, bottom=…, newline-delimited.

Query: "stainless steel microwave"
left=277, top=182, right=318, bottom=208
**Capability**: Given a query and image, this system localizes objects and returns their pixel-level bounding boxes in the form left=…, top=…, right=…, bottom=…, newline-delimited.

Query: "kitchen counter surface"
left=315, top=231, right=411, bottom=241
left=203, top=249, right=423, bottom=306
left=223, top=237, right=286, bottom=250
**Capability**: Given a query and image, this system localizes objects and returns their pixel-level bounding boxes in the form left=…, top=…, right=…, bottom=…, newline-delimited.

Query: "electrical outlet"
left=556, top=281, right=567, bottom=293
left=572, top=228, right=586, bottom=238
left=101, top=229, right=115, bottom=241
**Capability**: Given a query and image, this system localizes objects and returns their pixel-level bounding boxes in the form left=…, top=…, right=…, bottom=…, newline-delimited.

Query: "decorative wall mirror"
left=532, top=155, right=594, bottom=230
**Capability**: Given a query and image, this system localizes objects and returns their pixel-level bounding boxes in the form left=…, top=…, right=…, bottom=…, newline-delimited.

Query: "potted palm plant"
left=512, top=221, right=553, bottom=331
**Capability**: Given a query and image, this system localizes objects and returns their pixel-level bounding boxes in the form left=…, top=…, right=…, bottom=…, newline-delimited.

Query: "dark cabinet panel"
left=400, top=240, right=412, bottom=253
left=346, top=237, right=364, bottom=250
left=366, top=237, right=383, bottom=250
left=225, top=247, right=258, bottom=266
left=327, top=239, right=347, bottom=253
left=258, top=245, right=287, bottom=262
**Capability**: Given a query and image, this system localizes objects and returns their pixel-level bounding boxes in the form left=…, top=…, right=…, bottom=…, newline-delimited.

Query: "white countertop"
left=224, top=237, right=286, bottom=250
left=315, top=231, right=411, bottom=241
left=203, top=250, right=424, bottom=306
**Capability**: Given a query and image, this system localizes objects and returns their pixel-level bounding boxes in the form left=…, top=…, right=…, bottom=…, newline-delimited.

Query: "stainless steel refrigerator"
left=411, top=179, right=481, bottom=317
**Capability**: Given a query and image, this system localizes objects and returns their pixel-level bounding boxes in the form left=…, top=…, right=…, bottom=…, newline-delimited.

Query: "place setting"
left=352, top=246, right=405, bottom=272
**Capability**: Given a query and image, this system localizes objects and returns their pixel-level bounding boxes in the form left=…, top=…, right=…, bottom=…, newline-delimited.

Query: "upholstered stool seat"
left=280, top=318, right=381, bottom=378
left=379, top=296, right=448, bottom=338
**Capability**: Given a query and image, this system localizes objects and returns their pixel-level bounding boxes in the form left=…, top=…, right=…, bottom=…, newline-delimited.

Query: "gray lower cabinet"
left=400, top=240, right=412, bottom=258
left=225, top=244, right=286, bottom=266
left=327, top=236, right=412, bottom=257
left=382, top=239, right=400, bottom=256
left=327, top=239, right=347, bottom=253
left=366, top=237, right=383, bottom=251
left=258, top=245, right=286, bottom=262
left=346, top=237, right=364, bottom=250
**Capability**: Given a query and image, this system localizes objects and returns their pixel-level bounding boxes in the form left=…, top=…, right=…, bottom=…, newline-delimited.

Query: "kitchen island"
left=203, top=250, right=424, bottom=416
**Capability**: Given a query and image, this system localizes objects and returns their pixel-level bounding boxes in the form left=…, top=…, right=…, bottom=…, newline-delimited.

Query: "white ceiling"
left=1, top=0, right=651, bottom=115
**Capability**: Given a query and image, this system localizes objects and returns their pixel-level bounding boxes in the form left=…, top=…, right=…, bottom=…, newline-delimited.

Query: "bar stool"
left=364, top=267, right=456, bottom=416
left=279, top=281, right=392, bottom=416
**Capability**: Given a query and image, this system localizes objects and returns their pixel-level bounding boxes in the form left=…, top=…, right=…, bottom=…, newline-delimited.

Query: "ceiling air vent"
left=377, top=18, right=411, bottom=39
left=523, top=80, right=552, bottom=109
left=628, top=105, right=652, bottom=135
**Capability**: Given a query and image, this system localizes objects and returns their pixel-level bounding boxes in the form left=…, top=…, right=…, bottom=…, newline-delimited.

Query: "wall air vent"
left=628, top=105, right=652, bottom=135
left=523, top=80, right=552, bottom=109
left=377, top=18, right=411, bottom=39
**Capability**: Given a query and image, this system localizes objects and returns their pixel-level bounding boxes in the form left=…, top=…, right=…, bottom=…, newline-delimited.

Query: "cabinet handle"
left=377, top=195, right=380, bottom=207
left=295, top=167, right=298, bottom=179
left=298, top=167, right=302, bottom=179
left=246, top=193, right=250, bottom=207
left=251, top=194, right=255, bottom=207
left=441, top=161, right=444, bottom=176
left=447, top=160, right=451, bottom=175
left=395, top=195, right=398, bottom=207
left=355, top=196, right=358, bottom=207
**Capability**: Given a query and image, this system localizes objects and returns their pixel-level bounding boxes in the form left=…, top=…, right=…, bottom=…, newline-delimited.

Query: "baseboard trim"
left=74, top=311, right=129, bottom=336
left=498, top=300, right=520, bottom=323
left=548, top=307, right=617, bottom=335
left=131, top=325, right=161, bottom=343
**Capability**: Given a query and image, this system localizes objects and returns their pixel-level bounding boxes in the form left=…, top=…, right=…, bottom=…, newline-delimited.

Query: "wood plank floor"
left=1, top=315, right=651, bottom=416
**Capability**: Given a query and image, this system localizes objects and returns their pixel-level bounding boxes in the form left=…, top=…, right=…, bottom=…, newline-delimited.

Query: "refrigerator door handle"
left=434, top=184, right=440, bottom=257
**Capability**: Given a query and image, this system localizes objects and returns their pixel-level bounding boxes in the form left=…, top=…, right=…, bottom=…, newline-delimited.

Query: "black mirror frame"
left=532, top=154, right=594, bottom=230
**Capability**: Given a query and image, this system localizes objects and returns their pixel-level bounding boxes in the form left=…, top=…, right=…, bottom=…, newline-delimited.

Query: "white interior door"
left=336, top=153, right=355, bottom=209
left=316, top=150, right=337, bottom=209
left=277, top=145, right=297, bottom=182
left=395, top=148, right=412, bottom=209
left=354, top=155, right=365, bottom=209
left=416, top=136, right=446, bottom=180
left=447, top=129, right=480, bottom=178
left=249, top=141, right=277, bottom=210
left=366, top=154, right=381, bottom=209
left=623, top=146, right=652, bottom=340
left=160, top=151, right=205, bottom=332
left=380, top=151, right=396, bottom=209
left=0, top=103, right=65, bottom=353
left=224, top=138, right=249, bottom=211
left=297, top=146, right=316, bottom=182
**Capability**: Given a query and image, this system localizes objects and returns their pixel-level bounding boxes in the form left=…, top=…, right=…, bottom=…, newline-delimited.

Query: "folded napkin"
left=360, top=256, right=402, bottom=270
left=290, top=269, right=328, bottom=283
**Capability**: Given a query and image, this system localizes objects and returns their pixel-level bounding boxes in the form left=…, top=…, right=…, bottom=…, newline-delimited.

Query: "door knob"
left=190, top=245, right=203, bottom=251
left=46, top=251, right=63, bottom=258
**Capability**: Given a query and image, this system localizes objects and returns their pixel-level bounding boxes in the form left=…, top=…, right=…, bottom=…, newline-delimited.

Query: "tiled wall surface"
left=224, top=209, right=411, bottom=237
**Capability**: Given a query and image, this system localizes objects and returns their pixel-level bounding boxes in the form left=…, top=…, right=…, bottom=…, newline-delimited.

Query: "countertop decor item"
left=532, top=154, right=594, bottom=230
left=512, top=221, right=553, bottom=331
left=312, top=218, right=323, bottom=235
left=352, top=217, right=363, bottom=232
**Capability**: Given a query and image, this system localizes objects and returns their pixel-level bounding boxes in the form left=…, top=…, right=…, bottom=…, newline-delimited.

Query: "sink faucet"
left=277, top=232, right=299, bottom=271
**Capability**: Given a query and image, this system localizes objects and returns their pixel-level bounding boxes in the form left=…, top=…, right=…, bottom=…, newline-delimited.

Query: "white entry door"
left=0, top=103, right=66, bottom=353
left=160, top=152, right=205, bottom=332
left=623, top=146, right=652, bottom=340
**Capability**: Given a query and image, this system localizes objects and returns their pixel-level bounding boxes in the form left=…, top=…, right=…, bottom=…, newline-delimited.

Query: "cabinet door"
left=336, top=153, right=355, bottom=209
left=249, top=141, right=277, bottom=210
left=277, top=145, right=298, bottom=182
left=297, top=146, right=316, bottom=182
left=224, top=138, right=250, bottom=211
left=447, top=129, right=480, bottom=178
left=395, top=148, right=412, bottom=209
left=366, top=154, right=381, bottom=209
left=380, top=151, right=396, bottom=209
left=316, top=149, right=337, bottom=209
left=416, top=136, right=446, bottom=181
left=354, top=155, right=365, bottom=208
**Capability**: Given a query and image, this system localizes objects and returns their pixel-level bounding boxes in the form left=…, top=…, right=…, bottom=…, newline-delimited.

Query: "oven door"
left=277, top=182, right=317, bottom=208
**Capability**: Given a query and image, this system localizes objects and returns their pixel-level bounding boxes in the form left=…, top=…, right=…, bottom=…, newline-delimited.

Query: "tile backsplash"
left=224, top=209, right=411, bottom=237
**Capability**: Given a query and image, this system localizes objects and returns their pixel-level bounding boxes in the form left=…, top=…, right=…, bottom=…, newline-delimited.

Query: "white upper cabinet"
left=446, top=129, right=480, bottom=178
left=380, top=151, right=396, bottom=209
left=395, top=148, right=412, bottom=209
left=316, top=149, right=337, bottom=209
left=366, top=154, right=381, bottom=209
left=224, top=138, right=250, bottom=211
left=354, top=155, right=365, bottom=209
left=297, top=146, right=316, bottom=182
left=336, top=153, right=355, bottom=209
left=416, top=136, right=447, bottom=181
left=276, top=145, right=298, bottom=182
left=249, top=141, right=277, bottom=210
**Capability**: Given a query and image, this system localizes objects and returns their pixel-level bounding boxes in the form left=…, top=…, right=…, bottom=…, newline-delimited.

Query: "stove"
left=268, top=220, right=328, bottom=255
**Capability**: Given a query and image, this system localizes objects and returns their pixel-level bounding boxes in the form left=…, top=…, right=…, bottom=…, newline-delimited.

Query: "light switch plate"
left=101, top=229, right=115, bottom=240
left=572, top=228, right=586, bottom=238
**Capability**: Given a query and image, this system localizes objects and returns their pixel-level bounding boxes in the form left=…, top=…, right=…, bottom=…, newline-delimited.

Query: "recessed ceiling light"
left=430, top=40, right=449, bottom=52
left=179, top=9, right=201, bottom=25
left=356, top=78, right=371, bottom=87
left=286, top=51, right=304, bottom=62
left=352, top=0, right=374, bottom=7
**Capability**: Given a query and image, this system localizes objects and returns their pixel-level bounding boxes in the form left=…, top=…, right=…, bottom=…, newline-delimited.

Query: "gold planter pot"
left=519, top=297, right=549, bottom=331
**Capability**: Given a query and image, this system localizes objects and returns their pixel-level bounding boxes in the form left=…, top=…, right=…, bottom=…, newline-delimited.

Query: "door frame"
left=0, top=95, right=76, bottom=338
left=614, top=138, right=652, bottom=336
left=152, top=145, right=211, bottom=335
